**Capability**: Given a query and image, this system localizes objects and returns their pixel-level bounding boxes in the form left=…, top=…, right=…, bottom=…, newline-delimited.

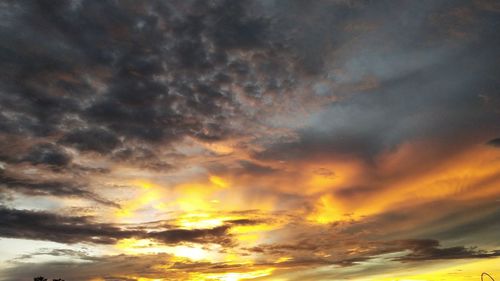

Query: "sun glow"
left=210, top=175, right=230, bottom=188
left=193, top=268, right=275, bottom=281
left=116, top=238, right=215, bottom=261
left=177, top=213, right=227, bottom=229
left=167, top=244, right=211, bottom=261
left=307, top=194, right=346, bottom=224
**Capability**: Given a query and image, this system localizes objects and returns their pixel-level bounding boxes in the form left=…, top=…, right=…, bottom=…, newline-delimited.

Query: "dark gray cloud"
left=0, top=0, right=299, bottom=152
left=14, top=248, right=92, bottom=261
left=0, top=206, right=136, bottom=244
left=112, top=147, right=172, bottom=171
left=334, top=185, right=378, bottom=200
left=60, top=128, right=120, bottom=154
left=391, top=239, right=500, bottom=262
left=22, top=143, right=72, bottom=168
left=238, top=160, right=277, bottom=175
left=1, top=0, right=498, bottom=163
left=2, top=0, right=496, bottom=203
left=0, top=171, right=119, bottom=207
left=254, top=0, right=500, bottom=162
left=487, top=138, right=500, bottom=147
left=150, top=226, right=231, bottom=246
left=0, top=207, right=237, bottom=246
left=0, top=0, right=312, bottom=208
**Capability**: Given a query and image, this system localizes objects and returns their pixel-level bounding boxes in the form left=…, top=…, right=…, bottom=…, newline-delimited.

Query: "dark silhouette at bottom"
left=34, top=277, right=64, bottom=281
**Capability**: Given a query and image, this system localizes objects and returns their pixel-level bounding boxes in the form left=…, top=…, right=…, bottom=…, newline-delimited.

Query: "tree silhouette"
left=33, top=277, right=65, bottom=281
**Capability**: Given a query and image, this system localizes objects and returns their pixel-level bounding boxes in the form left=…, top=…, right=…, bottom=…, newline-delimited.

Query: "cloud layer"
left=1, top=0, right=500, bottom=280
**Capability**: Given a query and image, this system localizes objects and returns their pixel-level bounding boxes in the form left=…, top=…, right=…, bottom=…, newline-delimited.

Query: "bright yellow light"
left=132, top=180, right=161, bottom=189
left=197, top=268, right=275, bottom=281
left=275, top=256, right=293, bottom=263
left=220, top=250, right=255, bottom=265
left=307, top=194, right=345, bottom=224
left=308, top=174, right=336, bottom=192
left=229, top=221, right=285, bottom=244
left=168, top=245, right=209, bottom=261
left=116, top=238, right=215, bottom=262
left=115, top=189, right=161, bottom=219
left=114, top=179, right=166, bottom=220
left=210, top=175, right=230, bottom=188
left=115, top=238, right=160, bottom=255
left=137, top=278, right=164, bottom=281
left=176, top=213, right=238, bottom=229
left=174, top=181, right=222, bottom=212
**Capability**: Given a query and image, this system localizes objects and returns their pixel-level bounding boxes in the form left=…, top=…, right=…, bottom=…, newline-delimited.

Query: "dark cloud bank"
left=0, top=0, right=298, bottom=153
left=0, top=0, right=307, bottom=211
left=0, top=0, right=498, bottom=193
left=0, top=206, right=237, bottom=245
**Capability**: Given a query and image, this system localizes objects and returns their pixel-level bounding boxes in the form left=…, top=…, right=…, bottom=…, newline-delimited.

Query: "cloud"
left=22, top=143, right=72, bottom=168
left=253, top=0, right=500, bottom=162
left=60, top=128, right=121, bottom=154
left=248, top=237, right=500, bottom=267
left=1, top=252, right=281, bottom=281
left=149, top=226, right=231, bottom=245
left=0, top=1, right=500, bottom=280
left=0, top=207, right=135, bottom=244
left=391, top=239, right=500, bottom=262
left=237, top=160, right=278, bottom=175
left=0, top=0, right=304, bottom=155
left=14, top=248, right=92, bottom=261
left=0, top=0, right=320, bottom=214
left=239, top=198, right=500, bottom=269
left=0, top=207, right=237, bottom=246
left=486, top=138, right=500, bottom=147
left=1, top=253, right=177, bottom=281
left=112, top=147, right=173, bottom=171
left=0, top=172, right=119, bottom=207
left=3, top=233, right=499, bottom=281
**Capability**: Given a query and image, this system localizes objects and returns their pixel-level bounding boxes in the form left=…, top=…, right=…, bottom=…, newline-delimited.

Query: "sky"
left=0, top=0, right=500, bottom=280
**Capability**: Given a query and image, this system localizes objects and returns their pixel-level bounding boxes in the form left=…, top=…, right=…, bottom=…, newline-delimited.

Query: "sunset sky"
left=1, top=1, right=500, bottom=280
